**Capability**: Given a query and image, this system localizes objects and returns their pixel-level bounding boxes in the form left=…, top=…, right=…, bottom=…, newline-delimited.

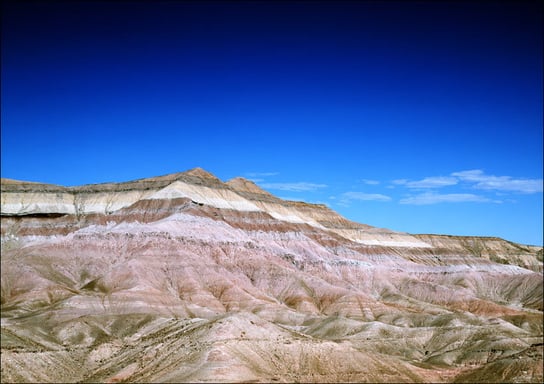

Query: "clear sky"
left=2, top=0, right=543, bottom=245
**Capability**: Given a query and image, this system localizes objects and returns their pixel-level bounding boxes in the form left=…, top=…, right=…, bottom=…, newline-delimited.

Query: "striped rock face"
left=1, top=168, right=542, bottom=383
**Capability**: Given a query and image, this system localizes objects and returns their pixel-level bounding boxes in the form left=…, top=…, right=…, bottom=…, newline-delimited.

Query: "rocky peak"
left=226, top=177, right=274, bottom=196
left=183, top=167, right=222, bottom=181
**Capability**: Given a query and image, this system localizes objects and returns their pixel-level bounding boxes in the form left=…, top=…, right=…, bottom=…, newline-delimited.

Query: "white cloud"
left=450, top=169, right=485, bottom=181
left=404, top=176, right=458, bottom=189
left=260, top=182, right=328, bottom=192
left=393, top=170, right=542, bottom=195
left=341, top=191, right=392, bottom=202
left=390, top=176, right=457, bottom=189
left=245, top=172, right=279, bottom=177
left=452, top=169, right=543, bottom=193
left=400, top=192, right=493, bottom=205
left=361, top=179, right=380, bottom=185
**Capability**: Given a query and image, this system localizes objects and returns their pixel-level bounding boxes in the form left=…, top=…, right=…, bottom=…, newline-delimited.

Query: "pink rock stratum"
left=1, top=168, right=542, bottom=383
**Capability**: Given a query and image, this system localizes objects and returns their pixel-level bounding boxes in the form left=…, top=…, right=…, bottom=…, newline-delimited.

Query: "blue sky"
left=1, top=1, right=542, bottom=245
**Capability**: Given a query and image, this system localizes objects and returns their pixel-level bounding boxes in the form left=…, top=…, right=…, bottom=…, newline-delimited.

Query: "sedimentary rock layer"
left=1, top=168, right=542, bottom=383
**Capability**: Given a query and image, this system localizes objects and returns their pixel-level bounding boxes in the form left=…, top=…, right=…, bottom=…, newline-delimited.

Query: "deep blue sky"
left=2, top=1, right=543, bottom=245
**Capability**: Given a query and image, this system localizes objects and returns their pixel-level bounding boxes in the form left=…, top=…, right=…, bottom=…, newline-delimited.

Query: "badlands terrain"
left=1, top=168, right=542, bottom=383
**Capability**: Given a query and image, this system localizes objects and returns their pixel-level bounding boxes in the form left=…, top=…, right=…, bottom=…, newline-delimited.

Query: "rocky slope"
left=1, top=168, right=542, bottom=383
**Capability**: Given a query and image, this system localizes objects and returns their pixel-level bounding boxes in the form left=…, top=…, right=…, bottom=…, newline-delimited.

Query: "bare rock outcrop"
left=1, top=168, right=542, bottom=383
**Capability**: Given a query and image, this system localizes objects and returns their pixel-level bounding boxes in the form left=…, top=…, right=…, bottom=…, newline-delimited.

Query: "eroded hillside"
left=1, top=168, right=542, bottom=383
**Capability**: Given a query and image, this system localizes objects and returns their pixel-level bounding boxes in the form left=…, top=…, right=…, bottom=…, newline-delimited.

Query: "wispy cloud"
left=259, top=182, right=328, bottom=192
left=452, top=170, right=543, bottom=193
left=245, top=172, right=279, bottom=178
left=361, top=179, right=380, bottom=185
left=403, top=176, right=458, bottom=189
left=392, top=170, right=542, bottom=196
left=400, top=192, right=494, bottom=205
left=341, top=191, right=392, bottom=202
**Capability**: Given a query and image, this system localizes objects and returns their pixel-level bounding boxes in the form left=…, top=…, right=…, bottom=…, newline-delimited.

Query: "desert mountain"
left=1, top=168, right=542, bottom=383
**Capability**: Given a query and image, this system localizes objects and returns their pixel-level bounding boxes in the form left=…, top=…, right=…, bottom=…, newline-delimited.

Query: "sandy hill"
left=1, top=168, right=542, bottom=383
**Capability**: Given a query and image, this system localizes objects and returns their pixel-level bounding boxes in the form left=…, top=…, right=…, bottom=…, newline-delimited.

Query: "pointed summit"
left=226, top=177, right=273, bottom=196
left=183, top=167, right=221, bottom=181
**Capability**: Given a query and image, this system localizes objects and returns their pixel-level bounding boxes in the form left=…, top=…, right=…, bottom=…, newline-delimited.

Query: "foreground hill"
left=1, top=168, right=542, bottom=382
